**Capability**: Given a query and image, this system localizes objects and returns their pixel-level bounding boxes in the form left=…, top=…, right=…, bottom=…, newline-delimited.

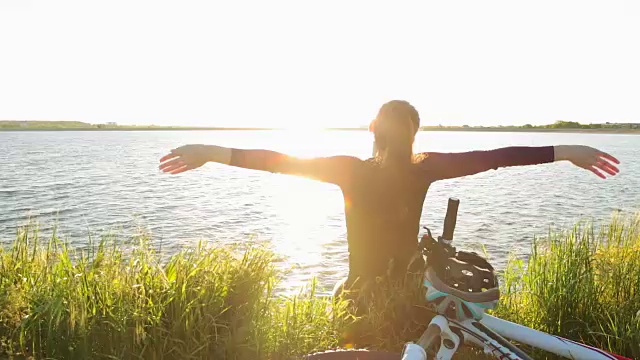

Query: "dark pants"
left=333, top=251, right=425, bottom=299
left=330, top=253, right=434, bottom=348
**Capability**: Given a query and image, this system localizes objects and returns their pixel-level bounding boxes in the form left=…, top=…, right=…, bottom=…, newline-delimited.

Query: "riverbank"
left=337, top=127, right=640, bottom=134
left=0, top=126, right=276, bottom=131
left=2, top=127, right=640, bottom=134
left=1, top=121, right=639, bottom=134
left=0, top=216, right=638, bottom=359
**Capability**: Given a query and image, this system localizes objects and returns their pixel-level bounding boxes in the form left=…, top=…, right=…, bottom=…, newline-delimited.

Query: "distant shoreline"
left=0, top=127, right=276, bottom=132
left=1, top=126, right=639, bottom=134
left=338, top=127, right=640, bottom=134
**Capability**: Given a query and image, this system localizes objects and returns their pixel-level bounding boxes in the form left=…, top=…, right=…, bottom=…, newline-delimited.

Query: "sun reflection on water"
left=265, top=174, right=346, bottom=292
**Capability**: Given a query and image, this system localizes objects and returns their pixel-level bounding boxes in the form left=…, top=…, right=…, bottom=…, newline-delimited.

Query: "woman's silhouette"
left=159, top=100, right=620, bottom=296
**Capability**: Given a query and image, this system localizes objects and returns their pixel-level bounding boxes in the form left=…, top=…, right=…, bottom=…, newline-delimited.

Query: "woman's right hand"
left=554, top=145, right=620, bottom=179
left=159, top=144, right=231, bottom=174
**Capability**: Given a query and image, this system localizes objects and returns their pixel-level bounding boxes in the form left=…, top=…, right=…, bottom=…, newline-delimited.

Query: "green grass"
left=495, top=214, right=640, bottom=359
left=0, top=215, right=638, bottom=359
left=0, top=227, right=351, bottom=359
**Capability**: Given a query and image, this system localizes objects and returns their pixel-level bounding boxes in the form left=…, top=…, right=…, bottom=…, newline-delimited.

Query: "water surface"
left=1, top=130, right=637, bottom=293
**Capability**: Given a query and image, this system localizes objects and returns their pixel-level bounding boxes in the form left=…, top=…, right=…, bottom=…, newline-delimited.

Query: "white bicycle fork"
left=401, top=315, right=462, bottom=360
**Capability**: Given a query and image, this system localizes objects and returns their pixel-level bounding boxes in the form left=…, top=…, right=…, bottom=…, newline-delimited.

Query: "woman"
left=159, top=100, right=620, bottom=298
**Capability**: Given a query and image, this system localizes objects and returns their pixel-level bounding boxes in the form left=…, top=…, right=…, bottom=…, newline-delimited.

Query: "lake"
left=1, top=130, right=638, bottom=294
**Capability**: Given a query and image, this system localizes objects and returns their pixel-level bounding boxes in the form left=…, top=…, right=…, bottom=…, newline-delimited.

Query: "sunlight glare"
left=266, top=175, right=344, bottom=270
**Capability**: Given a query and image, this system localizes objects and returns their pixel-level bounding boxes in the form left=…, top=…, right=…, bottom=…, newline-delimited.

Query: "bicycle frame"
left=480, top=315, right=631, bottom=360
left=406, top=313, right=632, bottom=359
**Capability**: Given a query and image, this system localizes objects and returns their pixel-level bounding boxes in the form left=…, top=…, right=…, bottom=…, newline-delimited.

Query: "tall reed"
left=1, top=214, right=638, bottom=359
left=496, top=214, right=640, bottom=359
left=0, top=225, right=350, bottom=359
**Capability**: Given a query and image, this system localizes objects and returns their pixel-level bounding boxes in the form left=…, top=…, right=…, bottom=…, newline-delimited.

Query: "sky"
left=1, top=0, right=638, bottom=128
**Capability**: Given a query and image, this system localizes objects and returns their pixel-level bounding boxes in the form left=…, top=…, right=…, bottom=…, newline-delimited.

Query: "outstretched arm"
left=421, top=145, right=619, bottom=181
left=159, top=144, right=360, bottom=186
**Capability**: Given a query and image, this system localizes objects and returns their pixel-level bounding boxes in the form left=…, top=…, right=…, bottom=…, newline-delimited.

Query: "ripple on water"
left=0, top=130, right=638, bottom=293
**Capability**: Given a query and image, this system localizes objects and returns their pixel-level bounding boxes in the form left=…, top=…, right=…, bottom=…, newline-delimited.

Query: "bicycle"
left=303, top=198, right=632, bottom=360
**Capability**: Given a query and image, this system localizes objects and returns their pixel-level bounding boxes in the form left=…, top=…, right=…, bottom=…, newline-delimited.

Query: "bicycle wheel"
left=302, top=349, right=401, bottom=360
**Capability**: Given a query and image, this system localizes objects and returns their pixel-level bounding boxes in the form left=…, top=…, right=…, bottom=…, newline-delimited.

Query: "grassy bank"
left=495, top=215, right=640, bottom=358
left=1, top=216, right=638, bottom=359
left=2, top=120, right=639, bottom=134
left=3, top=127, right=640, bottom=134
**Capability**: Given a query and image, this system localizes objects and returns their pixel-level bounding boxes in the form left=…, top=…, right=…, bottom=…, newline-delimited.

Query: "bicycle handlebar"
left=442, top=197, right=460, bottom=241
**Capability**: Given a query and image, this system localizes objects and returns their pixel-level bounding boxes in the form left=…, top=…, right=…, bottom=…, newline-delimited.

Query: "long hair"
left=372, top=100, right=420, bottom=167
